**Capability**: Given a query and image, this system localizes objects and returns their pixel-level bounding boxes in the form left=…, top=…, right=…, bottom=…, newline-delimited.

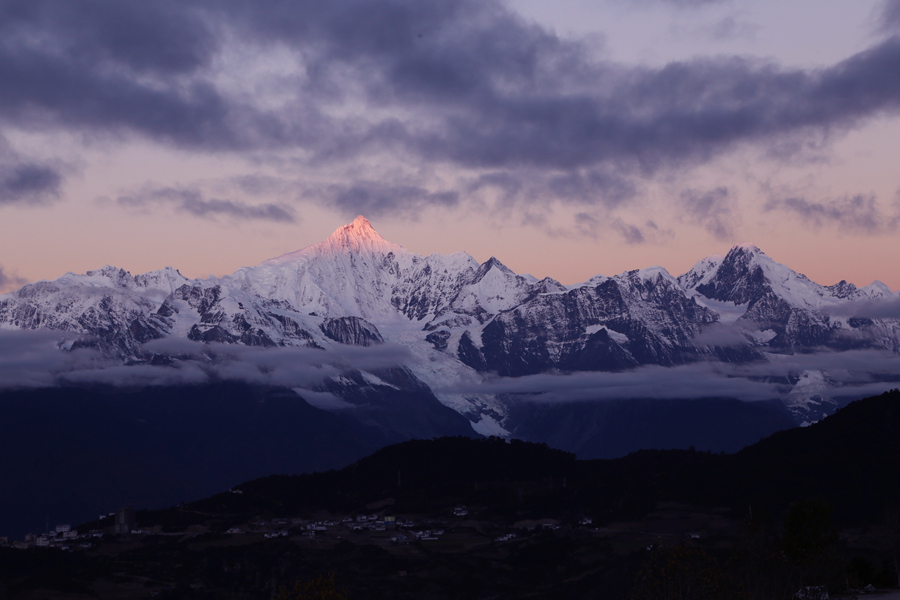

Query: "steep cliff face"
left=320, top=316, right=384, bottom=346
left=454, top=268, right=722, bottom=376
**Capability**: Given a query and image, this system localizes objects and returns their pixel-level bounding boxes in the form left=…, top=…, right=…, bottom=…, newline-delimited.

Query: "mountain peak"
left=349, top=214, right=375, bottom=233
left=720, top=243, right=777, bottom=272
left=729, top=243, right=764, bottom=257
left=632, top=266, right=676, bottom=284
left=324, top=215, right=394, bottom=248
left=482, top=256, right=513, bottom=273
left=264, top=216, right=405, bottom=265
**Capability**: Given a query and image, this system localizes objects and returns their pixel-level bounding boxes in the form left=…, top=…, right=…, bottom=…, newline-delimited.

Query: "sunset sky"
left=2, top=0, right=900, bottom=293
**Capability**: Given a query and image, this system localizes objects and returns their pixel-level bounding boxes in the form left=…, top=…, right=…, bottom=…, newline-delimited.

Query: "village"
left=2, top=496, right=723, bottom=562
left=0, top=503, right=582, bottom=551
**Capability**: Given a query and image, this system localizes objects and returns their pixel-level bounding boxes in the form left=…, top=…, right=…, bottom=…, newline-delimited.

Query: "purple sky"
left=2, top=0, right=900, bottom=292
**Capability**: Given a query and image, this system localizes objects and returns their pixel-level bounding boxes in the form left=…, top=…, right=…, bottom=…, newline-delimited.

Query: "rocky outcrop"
left=320, top=316, right=384, bottom=346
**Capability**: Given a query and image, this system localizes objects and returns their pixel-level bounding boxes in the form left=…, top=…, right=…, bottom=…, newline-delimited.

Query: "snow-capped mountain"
left=679, top=243, right=900, bottom=352
left=2, top=216, right=899, bottom=429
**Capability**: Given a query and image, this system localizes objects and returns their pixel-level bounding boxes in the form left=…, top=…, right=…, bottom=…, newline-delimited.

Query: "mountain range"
left=2, top=215, right=898, bottom=429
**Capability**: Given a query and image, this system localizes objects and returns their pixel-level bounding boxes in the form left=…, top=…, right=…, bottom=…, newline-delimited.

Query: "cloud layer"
left=3, top=0, right=900, bottom=218
left=116, top=185, right=296, bottom=223
left=880, top=0, right=900, bottom=33
left=0, top=137, right=62, bottom=206
left=2, top=327, right=898, bottom=418
left=0, top=330, right=412, bottom=390
left=765, top=194, right=900, bottom=234
left=442, top=349, right=900, bottom=404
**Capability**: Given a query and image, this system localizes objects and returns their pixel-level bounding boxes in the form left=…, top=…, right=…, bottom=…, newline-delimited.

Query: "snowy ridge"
left=680, top=244, right=900, bottom=355
left=678, top=254, right=724, bottom=291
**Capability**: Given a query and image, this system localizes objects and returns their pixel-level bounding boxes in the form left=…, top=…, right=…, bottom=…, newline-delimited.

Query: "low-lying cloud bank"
left=0, top=330, right=411, bottom=391
left=440, top=349, right=900, bottom=403
left=824, top=296, right=900, bottom=319
left=1, top=330, right=897, bottom=405
left=444, top=363, right=784, bottom=403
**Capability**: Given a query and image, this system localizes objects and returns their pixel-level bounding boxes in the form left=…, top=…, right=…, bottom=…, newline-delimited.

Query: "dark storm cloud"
left=764, top=194, right=900, bottom=233
left=325, top=182, right=460, bottom=217
left=546, top=170, right=637, bottom=205
left=880, top=0, right=900, bottom=33
left=0, top=161, right=61, bottom=206
left=116, top=186, right=296, bottom=223
left=5, top=0, right=900, bottom=209
left=679, top=187, right=737, bottom=240
left=0, top=0, right=242, bottom=149
left=0, top=1, right=214, bottom=75
left=0, top=138, right=63, bottom=206
left=467, top=168, right=638, bottom=209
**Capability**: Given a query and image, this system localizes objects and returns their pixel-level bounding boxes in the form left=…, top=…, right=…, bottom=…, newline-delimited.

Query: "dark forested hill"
left=0, top=381, right=474, bottom=539
left=175, top=389, right=900, bottom=528
left=3, top=390, right=900, bottom=600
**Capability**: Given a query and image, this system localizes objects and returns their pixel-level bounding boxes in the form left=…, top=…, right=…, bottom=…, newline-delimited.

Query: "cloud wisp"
left=679, top=187, right=738, bottom=241
left=0, top=265, right=28, bottom=293
left=115, top=185, right=296, bottom=223
left=0, top=137, right=63, bottom=206
left=765, top=194, right=900, bottom=234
